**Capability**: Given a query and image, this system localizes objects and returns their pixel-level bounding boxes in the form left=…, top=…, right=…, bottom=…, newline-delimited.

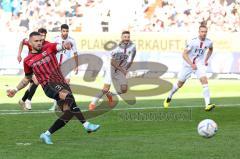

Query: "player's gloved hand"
left=191, top=63, right=197, bottom=70
left=7, top=88, right=18, bottom=97
left=17, top=55, right=22, bottom=63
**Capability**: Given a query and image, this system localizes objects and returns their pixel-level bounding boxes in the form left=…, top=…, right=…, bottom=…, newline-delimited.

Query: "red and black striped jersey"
left=23, top=43, right=66, bottom=87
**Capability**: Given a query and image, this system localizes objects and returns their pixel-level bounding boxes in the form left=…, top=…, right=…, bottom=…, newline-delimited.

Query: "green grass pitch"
left=0, top=76, right=240, bottom=159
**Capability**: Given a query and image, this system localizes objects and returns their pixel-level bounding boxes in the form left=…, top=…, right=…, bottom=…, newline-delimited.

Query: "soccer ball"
left=197, top=119, right=218, bottom=138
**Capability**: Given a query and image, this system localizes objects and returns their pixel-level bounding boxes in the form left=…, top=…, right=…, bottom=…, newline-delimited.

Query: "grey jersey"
left=111, top=41, right=136, bottom=70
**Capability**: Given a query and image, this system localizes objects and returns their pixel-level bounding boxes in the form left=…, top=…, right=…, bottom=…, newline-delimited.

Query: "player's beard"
left=62, top=34, right=68, bottom=39
left=123, top=40, right=130, bottom=45
left=199, top=34, right=207, bottom=41
left=36, top=48, right=42, bottom=53
left=32, top=46, right=42, bottom=53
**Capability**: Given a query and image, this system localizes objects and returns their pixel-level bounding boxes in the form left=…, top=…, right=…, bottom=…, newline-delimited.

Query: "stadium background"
left=0, top=1, right=240, bottom=159
left=0, top=0, right=240, bottom=77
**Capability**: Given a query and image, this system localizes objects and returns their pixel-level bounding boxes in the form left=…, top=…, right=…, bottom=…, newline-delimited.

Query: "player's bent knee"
left=121, top=86, right=128, bottom=94
left=177, top=81, right=184, bottom=88
left=59, top=89, right=70, bottom=100
left=200, top=77, right=208, bottom=84
left=62, top=103, right=70, bottom=111
left=65, top=93, right=80, bottom=112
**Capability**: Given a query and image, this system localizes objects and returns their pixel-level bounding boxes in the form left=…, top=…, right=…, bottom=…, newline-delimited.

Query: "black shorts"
left=44, top=82, right=73, bottom=111
left=43, top=82, right=71, bottom=101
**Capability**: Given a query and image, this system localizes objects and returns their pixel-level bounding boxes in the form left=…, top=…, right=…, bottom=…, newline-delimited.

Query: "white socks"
left=167, top=82, right=210, bottom=106
left=83, top=121, right=90, bottom=128
left=108, top=91, right=124, bottom=96
left=91, top=90, right=106, bottom=105
left=44, top=130, right=51, bottom=136
left=25, top=99, right=32, bottom=110
left=53, top=100, right=57, bottom=107
left=168, top=83, right=179, bottom=99
left=202, top=84, right=210, bottom=106
left=91, top=97, right=100, bottom=105
left=91, top=90, right=121, bottom=105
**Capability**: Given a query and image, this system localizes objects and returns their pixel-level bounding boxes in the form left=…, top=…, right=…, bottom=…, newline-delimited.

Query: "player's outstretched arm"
left=7, top=76, right=31, bottom=97
left=205, top=47, right=213, bottom=66
left=71, top=39, right=79, bottom=74
left=73, top=52, right=79, bottom=74
left=111, top=59, right=127, bottom=75
left=183, top=49, right=196, bottom=70
left=17, top=40, right=24, bottom=63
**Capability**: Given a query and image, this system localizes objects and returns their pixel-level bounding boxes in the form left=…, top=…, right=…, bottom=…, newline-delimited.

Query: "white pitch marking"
left=0, top=103, right=240, bottom=115
left=16, top=143, right=32, bottom=146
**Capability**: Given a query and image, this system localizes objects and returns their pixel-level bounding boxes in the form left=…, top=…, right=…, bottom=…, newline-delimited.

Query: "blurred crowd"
left=139, top=0, right=240, bottom=32
left=0, top=0, right=239, bottom=33
left=0, top=0, right=103, bottom=32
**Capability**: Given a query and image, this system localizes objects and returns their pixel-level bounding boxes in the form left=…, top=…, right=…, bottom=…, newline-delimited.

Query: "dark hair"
left=29, top=31, right=40, bottom=38
left=61, top=24, right=69, bottom=30
left=38, top=28, right=47, bottom=34
left=122, top=31, right=130, bottom=35
left=199, top=25, right=207, bottom=30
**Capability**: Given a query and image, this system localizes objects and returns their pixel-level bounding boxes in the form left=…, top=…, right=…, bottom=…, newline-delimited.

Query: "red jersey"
left=23, top=43, right=66, bottom=87
left=23, top=39, right=50, bottom=52
left=43, top=40, right=50, bottom=46
left=22, top=38, right=32, bottom=51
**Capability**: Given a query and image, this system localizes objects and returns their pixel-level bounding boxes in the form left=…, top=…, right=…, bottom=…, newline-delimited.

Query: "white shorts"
left=103, top=68, right=127, bottom=86
left=178, top=65, right=207, bottom=82
left=103, top=69, right=112, bottom=85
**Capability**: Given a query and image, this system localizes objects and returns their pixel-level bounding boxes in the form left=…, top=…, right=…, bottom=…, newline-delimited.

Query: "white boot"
left=25, top=99, right=32, bottom=110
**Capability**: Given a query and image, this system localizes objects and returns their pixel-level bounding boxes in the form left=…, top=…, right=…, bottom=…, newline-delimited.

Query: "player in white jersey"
left=164, top=25, right=216, bottom=111
left=55, top=24, right=79, bottom=83
left=89, top=31, right=136, bottom=111
left=49, top=24, right=79, bottom=111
